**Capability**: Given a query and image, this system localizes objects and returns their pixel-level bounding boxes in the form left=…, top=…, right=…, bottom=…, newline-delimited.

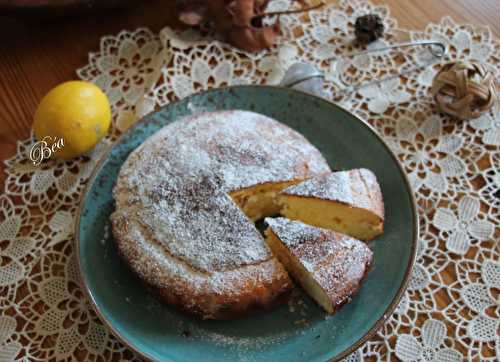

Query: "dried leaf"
left=178, top=0, right=322, bottom=52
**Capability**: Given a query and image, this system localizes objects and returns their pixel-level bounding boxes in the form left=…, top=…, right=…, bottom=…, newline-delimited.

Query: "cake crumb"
left=294, top=318, right=309, bottom=327
left=100, top=222, right=110, bottom=245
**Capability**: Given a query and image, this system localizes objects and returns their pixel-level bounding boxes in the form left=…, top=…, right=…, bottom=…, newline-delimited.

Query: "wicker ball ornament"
left=431, top=61, right=497, bottom=120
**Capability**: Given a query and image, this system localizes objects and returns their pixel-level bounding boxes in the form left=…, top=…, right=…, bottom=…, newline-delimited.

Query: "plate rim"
left=75, top=84, right=419, bottom=362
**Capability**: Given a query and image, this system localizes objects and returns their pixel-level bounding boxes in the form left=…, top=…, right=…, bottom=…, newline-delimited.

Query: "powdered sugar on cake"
left=266, top=217, right=373, bottom=305
left=281, top=169, right=384, bottom=219
left=113, top=110, right=329, bottom=273
left=111, top=110, right=330, bottom=299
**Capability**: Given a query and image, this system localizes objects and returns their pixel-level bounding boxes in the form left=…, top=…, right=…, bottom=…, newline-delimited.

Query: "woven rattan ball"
left=431, top=61, right=497, bottom=119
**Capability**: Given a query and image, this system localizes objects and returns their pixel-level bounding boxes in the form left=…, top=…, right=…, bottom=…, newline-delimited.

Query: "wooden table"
left=1, top=0, right=500, bottom=182
left=0, top=0, right=499, bottom=360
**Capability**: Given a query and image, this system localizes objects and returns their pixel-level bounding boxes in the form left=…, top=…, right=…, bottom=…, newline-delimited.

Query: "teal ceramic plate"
left=76, top=86, right=417, bottom=362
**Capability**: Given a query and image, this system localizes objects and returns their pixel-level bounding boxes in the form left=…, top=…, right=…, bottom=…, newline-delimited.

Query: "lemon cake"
left=265, top=217, right=373, bottom=314
left=278, top=169, right=384, bottom=241
left=111, top=110, right=331, bottom=319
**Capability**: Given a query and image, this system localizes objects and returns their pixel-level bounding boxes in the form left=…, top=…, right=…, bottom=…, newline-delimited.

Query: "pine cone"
left=354, top=14, right=384, bottom=44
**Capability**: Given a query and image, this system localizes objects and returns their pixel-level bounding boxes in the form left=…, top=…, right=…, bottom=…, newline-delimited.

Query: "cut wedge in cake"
left=265, top=217, right=373, bottom=314
left=230, top=180, right=301, bottom=221
left=278, top=168, right=384, bottom=241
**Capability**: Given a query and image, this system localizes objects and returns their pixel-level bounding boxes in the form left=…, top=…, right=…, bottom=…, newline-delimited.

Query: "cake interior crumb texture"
left=230, top=180, right=300, bottom=221
left=279, top=169, right=384, bottom=241
left=265, top=217, right=373, bottom=314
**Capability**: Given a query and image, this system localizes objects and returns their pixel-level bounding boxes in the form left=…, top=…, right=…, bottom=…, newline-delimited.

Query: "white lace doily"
left=1, top=1, right=499, bottom=360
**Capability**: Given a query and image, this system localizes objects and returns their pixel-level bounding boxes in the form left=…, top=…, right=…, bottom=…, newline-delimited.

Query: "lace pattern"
left=1, top=1, right=499, bottom=360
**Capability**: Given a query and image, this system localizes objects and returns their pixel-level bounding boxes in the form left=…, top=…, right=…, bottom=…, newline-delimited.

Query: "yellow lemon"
left=33, top=80, right=111, bottom=160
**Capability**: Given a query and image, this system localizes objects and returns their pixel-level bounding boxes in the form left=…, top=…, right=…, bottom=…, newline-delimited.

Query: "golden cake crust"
left=111, top=110, right=331, bottom=319
left=265, top=217, right=373, bottom=314
left=111, top=215, right=292, bottom=319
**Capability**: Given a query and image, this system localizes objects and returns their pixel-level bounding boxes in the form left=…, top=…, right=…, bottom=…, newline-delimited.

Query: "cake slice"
left=265, top=217, right=373, bottom=314
left=278, top=168, right=384, bottom=241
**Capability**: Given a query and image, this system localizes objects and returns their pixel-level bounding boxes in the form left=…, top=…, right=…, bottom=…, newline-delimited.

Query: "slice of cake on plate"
left=278, top=168, right=384, bottom=241
left=265, top=217, right=373, bottom=314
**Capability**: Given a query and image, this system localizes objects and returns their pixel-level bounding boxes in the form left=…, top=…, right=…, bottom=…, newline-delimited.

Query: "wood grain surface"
left=0, top=0, right=499, bottom=184
left=0, top=0, right=499, bottom=359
